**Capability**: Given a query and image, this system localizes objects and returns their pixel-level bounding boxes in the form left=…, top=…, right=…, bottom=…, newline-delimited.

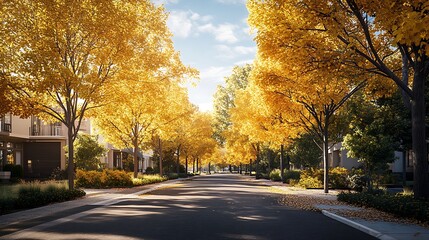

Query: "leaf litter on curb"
left=271, top=186, right=429, bottom=229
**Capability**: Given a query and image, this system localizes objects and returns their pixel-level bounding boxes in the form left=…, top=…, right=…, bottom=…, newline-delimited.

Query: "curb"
left=322, top=210, right=396, bottom=240
left=0, top=177, right=193, bottom=240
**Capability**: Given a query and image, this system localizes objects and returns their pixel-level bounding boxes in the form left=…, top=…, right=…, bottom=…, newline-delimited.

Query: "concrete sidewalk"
left=0, top=177, right=187, bottom=235
left=252, top=177, right=429, bottom=240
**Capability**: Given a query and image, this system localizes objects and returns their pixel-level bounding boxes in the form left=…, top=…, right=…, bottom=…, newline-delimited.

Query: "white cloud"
left=234, top=46, right=256, bottom=55
left=198, top=23, right=239, bottom=43
left=167, top=10, right=213, bottom=38
left=214, top=44, right=256, bottom=59
left=153, top=0, right=179, bottom=6
left=234, top=59, right=255, bottom=66
left=186, top=65, right=235, bottom=112
left=168, top=11, right=193, bottom=38
left=216, top=0, right=246, bottom=5
left=200, top=66, right=233, bottom=83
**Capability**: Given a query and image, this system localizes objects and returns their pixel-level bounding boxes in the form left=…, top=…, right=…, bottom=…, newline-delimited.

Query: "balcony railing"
left=29, top=124, right=62, bottom=136
left=2, top=123, right=11, bottom=133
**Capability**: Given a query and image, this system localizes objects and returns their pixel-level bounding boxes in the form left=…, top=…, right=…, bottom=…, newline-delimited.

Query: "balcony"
left=30, top=123, right=63, bottom=136
left=1, top=123, right=11, bottom=133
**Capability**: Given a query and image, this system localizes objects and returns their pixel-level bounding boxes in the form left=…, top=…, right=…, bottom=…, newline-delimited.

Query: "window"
left=7, top=149, right=14, bottom=164
left=27, top=160, right=32, bottom=173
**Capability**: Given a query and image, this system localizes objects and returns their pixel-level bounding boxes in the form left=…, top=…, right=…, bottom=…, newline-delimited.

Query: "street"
left=2, top=174, right=375, bottom=240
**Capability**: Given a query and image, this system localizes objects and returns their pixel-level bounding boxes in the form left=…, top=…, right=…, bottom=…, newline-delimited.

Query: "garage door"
left=23, top=142, right=61, bottom=178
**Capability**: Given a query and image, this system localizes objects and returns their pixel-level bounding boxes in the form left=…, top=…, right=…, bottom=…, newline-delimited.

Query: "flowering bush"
left=75, top=169, right=131, bottom=188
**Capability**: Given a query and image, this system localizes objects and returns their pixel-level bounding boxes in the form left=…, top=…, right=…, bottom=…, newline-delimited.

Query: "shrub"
left=289, top=179, right=299, bottom=186
left=329, top=167, right=349, bottom=189
left=145, top=167, right=154, bottom=174
left=283, top=170, right=300, bottom=184
left=3, top=164, right=23, bottom=179
left=338, top=192, right=429, bottom=223
left=132, top=174, right=167, bottom=186
left=75, top=170, right=103, bottom=188
left=50, top=167, right=67, bottom=180
left=347, top=174, right=367, bottom=192
left=101, top=169, right=133, bottom=188
left=298, top=176, right=323, bottom=188
left=168, top=173, right=179, bottom=180
left=76, top=169, right=171, bottom=188
left=178, top=173, right=188, bottom=178
left=0, top=196, right=16, bottom=214
left=297, top=169, right=323, bottom=188
left=269, top=169, right=282, bottom=181
left=15, top=181, right=85, bottom=209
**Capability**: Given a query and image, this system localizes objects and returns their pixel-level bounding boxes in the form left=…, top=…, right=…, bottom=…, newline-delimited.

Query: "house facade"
left=328, top=142, right=414, bottom=176
left=0, top=114, right=67, bottom=178
left=0, top=114, right=154, bottom=179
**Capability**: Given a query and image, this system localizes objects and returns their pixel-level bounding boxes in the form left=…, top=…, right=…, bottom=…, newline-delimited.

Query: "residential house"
left=0, top=113, right=154, bottom=179
left=328, top=142, right=414, bottom=179
left=0, top=114, right=67, bottom=178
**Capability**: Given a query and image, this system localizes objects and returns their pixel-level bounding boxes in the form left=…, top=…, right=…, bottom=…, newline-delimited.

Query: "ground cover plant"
left=0, top=180, right=85, bottom=214
left=338, top=192, right=429, bottom=223
left=132, top=173, right=168, bottom=186
left=75, top=169, right=170, bottom=188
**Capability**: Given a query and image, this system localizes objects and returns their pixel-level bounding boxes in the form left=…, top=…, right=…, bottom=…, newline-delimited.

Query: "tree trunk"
left=256, top=144, right=261, bottom=178
left=249, top=159, right=253, bottom=175
left=240, top=163, right=242, bottom=174
left=196, top=158, right=199, bottom=173
left=176, top=145, right=181, bottom=175
left=208, top=162, right=211, bottom=174
left=402, top=150, right=407, bottom=187
left=185, top=155, right=188, bottom=174
left=323, top=118, right=329, bottom=194
left=67, top=125, right=75, bottom=190
left=411, top=69, right=429, bottom=199
left=280, top=144, right=284, bottom=183
left=193, top=158, right=195, bottom=173
left=158, top=138, right=163, bottom=176
left=133, top=141, right=139, bottom=178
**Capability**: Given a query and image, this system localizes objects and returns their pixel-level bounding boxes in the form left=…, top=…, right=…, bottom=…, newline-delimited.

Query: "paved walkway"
left=0, top=178, right=185, bottom=235
left=251, top=177, right=429, bottom=240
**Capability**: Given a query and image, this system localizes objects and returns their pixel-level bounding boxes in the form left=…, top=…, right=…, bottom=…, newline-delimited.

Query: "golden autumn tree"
left=230, top=80, right=298, bottom=179
left=93, top=80, right=196, bottom=178
left=212, top=64, right=251, bottom=146
left=0, top=0, right=191, bottom=188
left=184, top=112, right=217, bottom=173
left=157, top=95, right=196, bottom=175
left=224, top=128, right=255, bottom=173
left=251, top=58, right=366, bottom=192
left=248, top=0, right=429, bottom=198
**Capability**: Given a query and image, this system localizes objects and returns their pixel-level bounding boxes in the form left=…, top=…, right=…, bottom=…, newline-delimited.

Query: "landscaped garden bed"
left=338, top=191, right=429, bottom=224
left=0, top=180, right=85, bottom=215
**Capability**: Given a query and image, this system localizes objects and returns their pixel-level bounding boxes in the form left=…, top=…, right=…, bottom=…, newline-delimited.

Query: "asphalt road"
left=2, top=174, right=376, bottom=240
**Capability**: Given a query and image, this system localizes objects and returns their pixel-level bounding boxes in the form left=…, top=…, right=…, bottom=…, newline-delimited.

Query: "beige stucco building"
left=0, top=113, right=154, bottom=178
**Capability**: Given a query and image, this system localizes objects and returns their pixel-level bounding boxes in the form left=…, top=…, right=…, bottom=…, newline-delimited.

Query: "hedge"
left=76, top=169, right=170, bottom=188
left=75, top=169, right=132, bottom=188
left=1, top=181, right=85, bottom=213
left=338, top=192, right=429, bottom=223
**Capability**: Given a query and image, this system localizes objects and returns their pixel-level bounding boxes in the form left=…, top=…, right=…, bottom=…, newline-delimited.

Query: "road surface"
left=1, top=174, right=375, bottom=240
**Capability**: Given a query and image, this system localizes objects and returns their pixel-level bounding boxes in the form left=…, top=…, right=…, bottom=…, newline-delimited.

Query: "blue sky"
left=153, top=0, right=256, bottom=112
